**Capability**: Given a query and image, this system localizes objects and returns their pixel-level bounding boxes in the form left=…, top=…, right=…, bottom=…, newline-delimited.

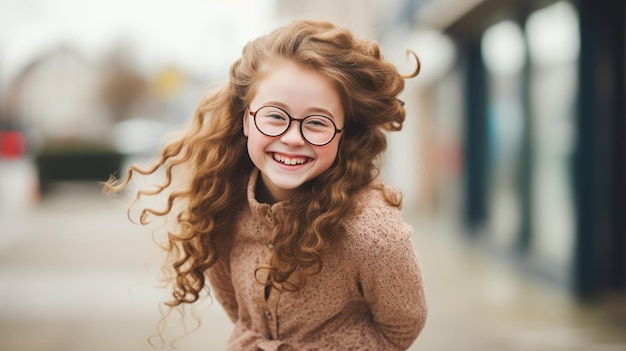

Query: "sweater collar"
left=247, top=169, right=288, bottom=222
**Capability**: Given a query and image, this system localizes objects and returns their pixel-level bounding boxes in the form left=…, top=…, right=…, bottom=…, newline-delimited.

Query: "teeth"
left=273, top=153, right=306, bottom=165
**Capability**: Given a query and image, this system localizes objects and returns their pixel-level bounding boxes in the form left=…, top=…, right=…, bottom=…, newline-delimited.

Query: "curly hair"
left=105, top=19, right=420, bottom=307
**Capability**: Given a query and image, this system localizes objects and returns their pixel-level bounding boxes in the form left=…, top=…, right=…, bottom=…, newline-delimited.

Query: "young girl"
left=106, top=19, right=427, bottom=350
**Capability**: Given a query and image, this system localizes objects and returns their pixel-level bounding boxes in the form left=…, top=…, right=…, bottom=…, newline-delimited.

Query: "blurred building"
left=276, top=0, right=403, bottom=37
left=267, top=0, right=626, bottom=304
left=0, top=35, right=195, bottom=192
left=383, top=0, right=625, bottom=304
left=1, top=45, right=106, bottom=145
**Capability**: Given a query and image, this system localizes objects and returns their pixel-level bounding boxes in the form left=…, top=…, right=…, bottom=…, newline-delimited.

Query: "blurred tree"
left=153, top=65, right=184, bottom=100
left=100, top=43, right=148, bottom=122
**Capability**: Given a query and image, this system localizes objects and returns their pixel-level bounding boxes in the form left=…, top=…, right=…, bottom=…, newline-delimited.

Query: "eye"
left=267, top=113, right=286, bottom=121
left=258, top=107, right=289, bottom=123
left=304, top=116, right=333, bottom=129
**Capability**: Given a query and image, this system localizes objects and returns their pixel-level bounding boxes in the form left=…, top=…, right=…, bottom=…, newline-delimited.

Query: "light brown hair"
left=105, top=19, right=420, bottom=307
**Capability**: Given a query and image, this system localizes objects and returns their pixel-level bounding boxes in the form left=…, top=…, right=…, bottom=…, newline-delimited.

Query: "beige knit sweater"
left=208, top=170, right=427, bottom=350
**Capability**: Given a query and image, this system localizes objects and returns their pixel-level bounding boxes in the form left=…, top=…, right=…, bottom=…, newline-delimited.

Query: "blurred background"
left=1, top=0, right=625, bottom=350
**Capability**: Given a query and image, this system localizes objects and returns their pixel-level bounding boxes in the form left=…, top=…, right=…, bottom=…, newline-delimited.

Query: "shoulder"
left=341, top=183, right=413, bottom=249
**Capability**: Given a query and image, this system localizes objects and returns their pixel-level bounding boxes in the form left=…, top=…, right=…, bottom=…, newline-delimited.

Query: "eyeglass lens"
left=253, top=106, right=338, bottom=145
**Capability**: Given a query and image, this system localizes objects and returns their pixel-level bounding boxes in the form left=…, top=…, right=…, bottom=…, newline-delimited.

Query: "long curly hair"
left=105, top=19, right=420, bottom=307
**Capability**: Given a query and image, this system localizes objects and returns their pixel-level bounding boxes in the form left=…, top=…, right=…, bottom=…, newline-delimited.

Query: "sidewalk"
left=409, top=218, right=626, bottom=350
left=0, top=182, right=624, bottom=350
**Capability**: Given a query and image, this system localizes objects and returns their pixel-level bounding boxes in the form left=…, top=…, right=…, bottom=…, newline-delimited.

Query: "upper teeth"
left=274, top=153, right=306, bottom=165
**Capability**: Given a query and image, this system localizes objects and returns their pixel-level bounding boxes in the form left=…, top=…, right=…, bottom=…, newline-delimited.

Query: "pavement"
left=0, top=180, right=625, bottom=351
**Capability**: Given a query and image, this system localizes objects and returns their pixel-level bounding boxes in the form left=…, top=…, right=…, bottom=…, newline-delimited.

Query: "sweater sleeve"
left=350, top=191, right=428, bottom=350
left=207, top=242, right=239, bottom=323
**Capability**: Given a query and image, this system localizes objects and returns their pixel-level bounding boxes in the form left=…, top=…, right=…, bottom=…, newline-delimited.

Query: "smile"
left=271, top=152, right=310, bottom=166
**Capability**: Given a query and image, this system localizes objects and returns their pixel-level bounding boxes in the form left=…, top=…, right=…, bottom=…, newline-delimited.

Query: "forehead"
left=250, top=59, right=345, bottom=122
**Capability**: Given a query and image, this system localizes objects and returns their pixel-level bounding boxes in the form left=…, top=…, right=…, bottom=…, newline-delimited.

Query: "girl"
left=106, top=19, right=427, bottom=350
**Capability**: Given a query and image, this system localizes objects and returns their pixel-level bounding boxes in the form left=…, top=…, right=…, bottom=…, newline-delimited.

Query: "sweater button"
left=268, top=243, right=274, bottom=250
left=264, top=310, right=272, bottom=321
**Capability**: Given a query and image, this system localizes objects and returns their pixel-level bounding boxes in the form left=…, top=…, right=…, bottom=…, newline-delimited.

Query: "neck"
left=255, top=174, right=277, bottom=204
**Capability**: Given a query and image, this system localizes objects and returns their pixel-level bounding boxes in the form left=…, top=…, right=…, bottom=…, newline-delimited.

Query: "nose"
left=279, top=121, right=306, bottom=146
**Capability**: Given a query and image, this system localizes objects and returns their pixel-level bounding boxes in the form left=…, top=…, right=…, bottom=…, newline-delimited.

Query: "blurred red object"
left=0, top=131, right=27, bottom=159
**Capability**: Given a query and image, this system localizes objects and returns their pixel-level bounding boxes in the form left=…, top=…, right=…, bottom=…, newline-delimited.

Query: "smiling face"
left=243, top=59, right=345, bottom=202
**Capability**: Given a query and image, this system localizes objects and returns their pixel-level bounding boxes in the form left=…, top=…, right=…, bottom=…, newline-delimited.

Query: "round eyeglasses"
left=249, top=105, right=343, bottom=146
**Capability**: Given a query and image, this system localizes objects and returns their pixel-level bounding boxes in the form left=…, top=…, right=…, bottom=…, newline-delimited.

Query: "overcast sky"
left=0, top=0, right=278, bottom=84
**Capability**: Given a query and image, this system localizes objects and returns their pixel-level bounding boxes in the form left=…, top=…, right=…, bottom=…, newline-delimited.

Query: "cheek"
left=246, top=133, right=262, bottom=153
left=315, top=144, right=340, bottom=168
left=246, top=131, right=273, bottom=160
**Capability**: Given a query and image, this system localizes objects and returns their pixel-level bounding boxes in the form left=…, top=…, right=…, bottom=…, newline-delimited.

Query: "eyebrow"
left=261, top=100, right=337, bottom=120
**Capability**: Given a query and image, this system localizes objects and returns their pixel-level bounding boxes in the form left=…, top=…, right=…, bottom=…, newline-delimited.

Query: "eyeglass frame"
left=248, top=105, right=343, bottom=146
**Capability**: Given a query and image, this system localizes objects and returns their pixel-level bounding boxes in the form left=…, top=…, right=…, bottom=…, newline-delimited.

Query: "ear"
left=243, top=110, right=250, bottom=137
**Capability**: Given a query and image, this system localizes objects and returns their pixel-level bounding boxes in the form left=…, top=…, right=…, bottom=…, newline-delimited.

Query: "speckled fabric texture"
left=207, top=170, right=427, bottom=350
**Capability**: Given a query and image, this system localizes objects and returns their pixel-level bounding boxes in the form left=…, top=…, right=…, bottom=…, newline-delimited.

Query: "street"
left=1, top=181, right=625, bottom=351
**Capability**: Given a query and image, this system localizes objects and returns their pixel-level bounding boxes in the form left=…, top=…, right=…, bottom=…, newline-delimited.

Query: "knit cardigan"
left=207, top=170, right=427, bottom=350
